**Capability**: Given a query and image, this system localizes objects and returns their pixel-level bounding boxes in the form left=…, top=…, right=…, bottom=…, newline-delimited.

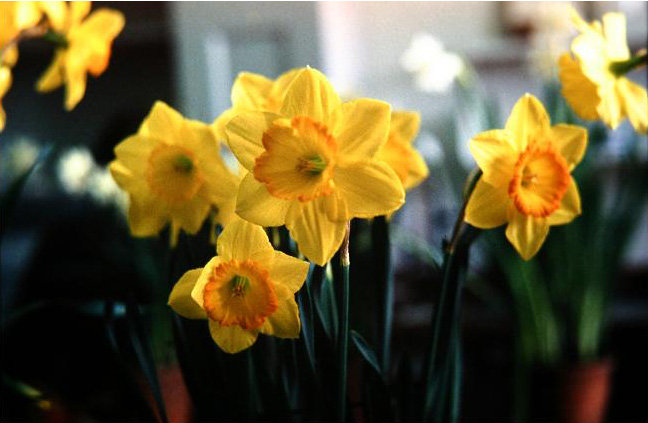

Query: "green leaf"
left=350, top=331, right=383, bottom=380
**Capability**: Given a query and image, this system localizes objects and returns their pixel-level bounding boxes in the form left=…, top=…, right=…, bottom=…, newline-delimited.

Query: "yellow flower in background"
left=213, top=69, right=301, bottom=141
left=168, top=219, right=309, bottom=354
left=0, top=65, right=11, bottom=131
left=36, top=1, right=124, bottom=110
left=465, top=94, right=587, bottom=260
left=558, top=9, right=647, bottom=133
left=109, top=101, right=239, bottom=246
left=226, top=67, right=405, bottom=265
left=376, top=111, right=429, bottom=191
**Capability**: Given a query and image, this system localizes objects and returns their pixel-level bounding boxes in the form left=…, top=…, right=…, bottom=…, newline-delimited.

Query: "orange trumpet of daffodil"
left=36, top=1, right=124, bottom=110
left=109, top=101, right=239, bottom=246
left=225, top=67, right=405, bottom=265
left=168, top=219, right=309, bottom=353
left=558, top=9, right=647, bottom=133
left=465, top=94, right=587, bottom=260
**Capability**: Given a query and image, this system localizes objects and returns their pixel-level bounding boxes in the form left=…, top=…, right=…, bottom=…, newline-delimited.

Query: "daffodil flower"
left=168, top=219, right=309, bottom=354
left=36, top=1, right=124, bottom=110
left=465, top=94, right=587, bottom=260
left=558, top=9, right=647, bottom=133
left=225, top=67, right=405, bottom=265
left=0, top=65, right=11, bottom=131
left=109, top=101, right=240, bottom=246
left=376, top=111, right=429, bottom=191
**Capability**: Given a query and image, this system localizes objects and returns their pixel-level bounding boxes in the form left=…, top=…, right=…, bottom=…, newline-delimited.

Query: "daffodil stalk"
left=335, top=221, right=351, bottom=421
left=372, top=215, right=393, bottom=375
left=609, top=52, right=648, bottom=77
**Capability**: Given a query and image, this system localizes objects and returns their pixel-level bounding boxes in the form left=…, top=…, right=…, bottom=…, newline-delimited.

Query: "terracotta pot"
left=560, top=359, right=613, bottom=423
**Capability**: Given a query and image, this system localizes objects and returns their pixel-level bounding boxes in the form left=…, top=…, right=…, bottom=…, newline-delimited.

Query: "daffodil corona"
left=168, top=219, right=309, bottom=353
left=36, top=1, right=124, bottom=110
left=109, top=101, right=239, bottom=246
left=558, top=9, right=647, bottom=133
left=225, top=68, right=405, bottom=265
left=465, top=94, right=587, bottom=260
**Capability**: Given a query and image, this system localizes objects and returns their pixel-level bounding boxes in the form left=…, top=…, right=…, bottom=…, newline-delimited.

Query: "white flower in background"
left=57, top=147, right=96, bottom=195
left=3, top=137, right=40, bottom=176
left=88, top=166, right=128, bottom=212
left=401, top=33, right=465, bottom=93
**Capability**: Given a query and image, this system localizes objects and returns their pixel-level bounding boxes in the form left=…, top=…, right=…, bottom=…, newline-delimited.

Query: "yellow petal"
left=549, top=124, right=588, bottom=169
left=602, top=13, right=629, bottom=61
left=168, top=268, right=207, bottom=319
left=464, top=178, right=510, bottom=229
left=571, top=31, right=608, bottom=85
left=2, top=45, right=19, bottom=67
left=334, top=99, right=391, bottom=161
left=216, top=218, right=275, bottom=262
left=0, top=65, right=11, bottom=98
left=505, top=94, right=550, bottom=152
left=140, top=101, right=184, bottom=141
left=170, top=194, right=211, bottom=235
left=285, top=199, right=347, bottom=266
left=505, top=212, right=549, bottom=261
left=546, top=179, right=581, bottom=226
left=469, top=129, right=517, bottom=188
left=266, top=68, right=301, bottom=111
left=74, top=8, right=125, bottom=47
left=36, top=50, right=65, bottom=93
left=37, top=1, right=67, bottom=32
left=558, top=53, right=600, bottom=121
left=231, top=71, right=273, bottom=109
left=404, top=147, right=429, bottom=190
left=226, top=111, right=282, bottom=171
left=391, top=111, right=420, bottom=143
left=213, top=108, right=237, bottom=142
left=260, top=297, right=300, bottom=338
left=69, top=1, right=91, bottom=29
left=279, top=67, right=341, bottom=126
left=334, top=159, right=405, bottom=219
left=269, top=251, right=309, bottom=298
left=617, top=78, right=648, bottom=134
left=236, top=172, right=291, bottom=227
left=128, top=197, right=168, bottom=237
left=596, top=84, right=622, bottom=129
left=63, top=53, right=87, bottom=110
left=208, top=320, right=258, bottom=354
left=112, top=133, right=158, bottom=179
left=14, top=2, right=42, bottom=30
left=191, top=257, right=222, bottom=308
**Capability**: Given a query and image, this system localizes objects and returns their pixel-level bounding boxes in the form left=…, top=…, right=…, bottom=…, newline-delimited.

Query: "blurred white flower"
left=88, top=166, right=128, bottom=211
left=401, top=33, right=464, bottom=93
left=3, top=137, right=40, bottom=176
left=525, top=2, right=575, bottom=79
left=57, top=147, right=96, bottom=195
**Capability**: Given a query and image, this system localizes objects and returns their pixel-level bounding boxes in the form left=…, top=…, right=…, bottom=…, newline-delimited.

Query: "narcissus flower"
left=226, top=67, right=405, bottom=265
left=36, top=1, right=124, bottom=110
left=109, top=101, right=239, bottom=246
left=376, top=111, right=429, bottom=191
left=0, top=65, right=10, bottom=131
left=558, top=9, right=647, bottom=133
left=168, top=219, right=309, bottom=354
left=465, top=94, right=587, bottom=260
left=213, top=69, right=300, bottom=141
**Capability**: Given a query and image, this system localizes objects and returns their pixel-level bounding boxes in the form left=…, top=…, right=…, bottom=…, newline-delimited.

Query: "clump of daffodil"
left=109, top=101, right=240, bottom=246
left=465, top=94, right=587, bottom=260
left=168, top=219, right=309, bottom=354
left=213, top=69, right=301, bottom=141
left=558, top=9, right=647, bottom=133
left=225, top=67, right=405, bottom=265
left=36, top=1, right=124, bottom=110
left=376, top=111, right=429, bottom=191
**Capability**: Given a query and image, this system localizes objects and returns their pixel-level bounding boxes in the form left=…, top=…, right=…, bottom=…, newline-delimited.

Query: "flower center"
left=508, top=143, right=570, bottom=218
left=146, top=144, right=203, bottom=205
left=254, top=116, right=337, bottom=202
left=203, top=259, right=278, bottom=330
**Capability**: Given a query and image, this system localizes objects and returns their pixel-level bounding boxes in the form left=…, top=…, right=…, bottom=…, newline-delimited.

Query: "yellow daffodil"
left=376, top=111, right=429, bottom=191
left=109, top=101, right=240, bottom=246
left=36, top=1, right=124, bottom=110
left=465, top=94, right=587, bottom=260
left=0, top=64, right=11, bottom=131
left=558, top=9, right=647, bottom=133
left=168, top=219, right=309, bottom=353
left=225, top=67, right=405, bottom=265
left=213, top=69, right=301, bottom=141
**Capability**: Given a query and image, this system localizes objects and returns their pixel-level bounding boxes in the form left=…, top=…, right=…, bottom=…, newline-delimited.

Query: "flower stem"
left=336, top=221, right=351, bottom=421
left=609, top=52, right=648, bottom=77
left=372, top=215, right=393, bottom=376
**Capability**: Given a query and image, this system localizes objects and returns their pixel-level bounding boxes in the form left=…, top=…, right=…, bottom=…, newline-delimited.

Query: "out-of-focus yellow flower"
left=168, top=219, right=309, bottom=354
left=0, top=65, right=11, bottom=131
left=109, top=101, right=239, bottom=246
left=558, top=9, right=647, bottom=133
left=376, top=111, right=429, bottom=191
left=465, top=94, right=587, bottom=260
left=36, top=1, right=124, bottom=110
left=226, top=67, right=405, bottom=265
left=213, top=69, right=301, bottom=141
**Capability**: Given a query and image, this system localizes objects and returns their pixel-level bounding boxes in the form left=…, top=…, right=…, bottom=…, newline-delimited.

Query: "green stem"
left=42, top=29, right=68, bottom=48
left=336, top=222, right=351, bottom=421
left=373, top=215, right=393, bottom=376
left=609, top=52, right=648, bottom=77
